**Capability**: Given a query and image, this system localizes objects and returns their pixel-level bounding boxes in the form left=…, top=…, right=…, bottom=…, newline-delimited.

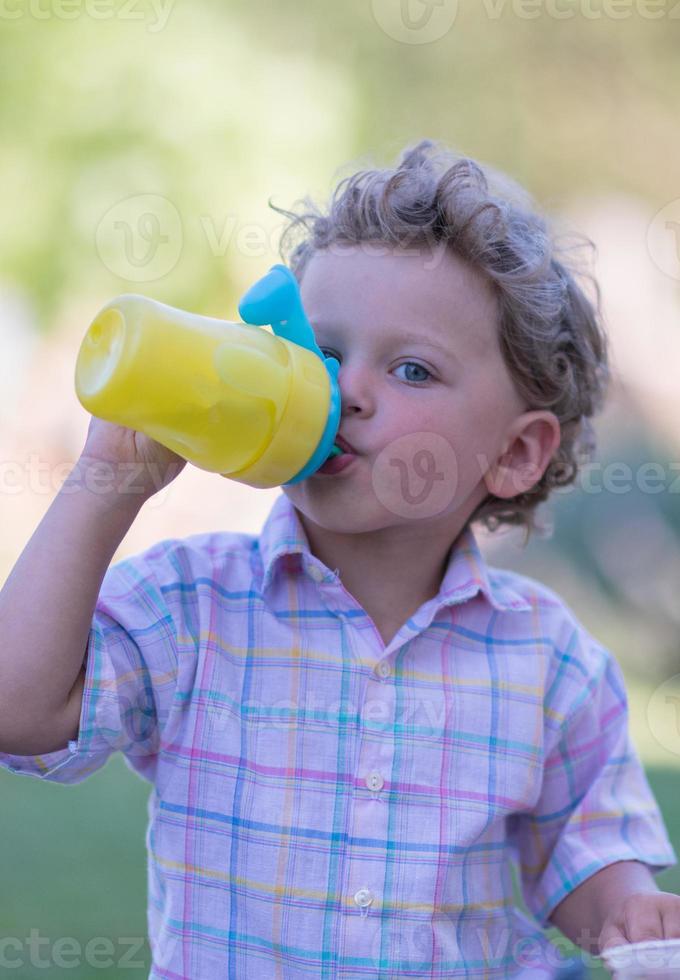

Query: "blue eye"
left=319, top=350, right=432, bottom=385
left=394, top=362, right=432, bottom=384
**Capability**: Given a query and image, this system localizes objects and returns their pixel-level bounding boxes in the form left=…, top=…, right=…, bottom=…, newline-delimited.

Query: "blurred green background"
left=1, top=0, right=680, bottom=976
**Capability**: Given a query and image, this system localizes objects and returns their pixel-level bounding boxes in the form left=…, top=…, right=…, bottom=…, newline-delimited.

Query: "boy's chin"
left=282, top=486, right=394, bottom=535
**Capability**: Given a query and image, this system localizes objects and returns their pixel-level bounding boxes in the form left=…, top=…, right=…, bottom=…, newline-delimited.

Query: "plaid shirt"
left=2, top=492, right=675, bottom=978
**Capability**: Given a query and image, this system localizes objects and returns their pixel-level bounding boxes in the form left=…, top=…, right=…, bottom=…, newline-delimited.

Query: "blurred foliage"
left=1, top=0, right=680, bottom=325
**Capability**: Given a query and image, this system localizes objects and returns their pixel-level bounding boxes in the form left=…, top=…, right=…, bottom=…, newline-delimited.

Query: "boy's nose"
left=336, top=366, right=374, bottom=415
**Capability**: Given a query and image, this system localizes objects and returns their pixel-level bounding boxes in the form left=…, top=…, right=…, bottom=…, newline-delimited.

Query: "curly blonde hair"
left=272, top=139, right=610, bottom=542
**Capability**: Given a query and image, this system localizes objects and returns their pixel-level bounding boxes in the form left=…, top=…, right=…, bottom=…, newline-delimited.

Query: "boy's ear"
left=483, top=411, right=562, bottom=500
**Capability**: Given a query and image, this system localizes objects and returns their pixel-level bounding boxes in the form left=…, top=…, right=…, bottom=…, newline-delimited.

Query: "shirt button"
left=376, top=660, right=391, bottom=680
left=353, top=888, right=374, bottom=909
left=308, top=565, right=325, bottom=583
left=366, top=772, right=384, bottom=792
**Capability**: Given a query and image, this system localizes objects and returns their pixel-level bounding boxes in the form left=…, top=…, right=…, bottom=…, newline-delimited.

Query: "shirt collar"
left=258, top=493, right=531, bottom=614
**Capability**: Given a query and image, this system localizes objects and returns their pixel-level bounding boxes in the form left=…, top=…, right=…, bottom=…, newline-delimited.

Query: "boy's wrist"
left=549, top=860, right=659, bottom=953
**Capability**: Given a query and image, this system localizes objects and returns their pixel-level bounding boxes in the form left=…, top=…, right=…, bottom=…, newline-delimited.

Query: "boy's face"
left=282, top=243, right=531, bottom=536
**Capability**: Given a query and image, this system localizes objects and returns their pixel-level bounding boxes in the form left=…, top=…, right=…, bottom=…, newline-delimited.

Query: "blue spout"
left=238, top=264, right=324, bottom=358
left=237, top=264, right=342, bottom=482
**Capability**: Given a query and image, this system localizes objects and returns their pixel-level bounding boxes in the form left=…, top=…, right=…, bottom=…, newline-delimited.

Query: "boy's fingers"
left=600, top=894, right=680, bottom=953
left=599, top=894, right=669, bottom=952
left=622, top=895, right=664, bottom=945
left=599, top=923, right=628, bottom=953
left=660, top=895, right=680, bottom=939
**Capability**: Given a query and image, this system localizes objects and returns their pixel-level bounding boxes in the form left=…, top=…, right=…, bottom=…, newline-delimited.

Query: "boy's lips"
left=333, top=434, right=358, bottom=455
left=315, top=432, right=361, bottom=476
left=317, top=452, right=357, bottom=475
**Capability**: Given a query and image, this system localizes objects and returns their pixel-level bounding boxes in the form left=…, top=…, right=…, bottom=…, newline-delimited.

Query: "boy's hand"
left=76, top=416, right=187, bottom=502
left=599, top=891, right=680, bottom=952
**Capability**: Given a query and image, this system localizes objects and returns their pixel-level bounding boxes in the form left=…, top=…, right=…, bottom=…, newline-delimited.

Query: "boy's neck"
left=296, top=510, right=471, bottom=642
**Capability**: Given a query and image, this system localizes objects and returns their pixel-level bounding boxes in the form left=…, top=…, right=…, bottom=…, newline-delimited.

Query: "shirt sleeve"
left=512, top=629, right=677, bottom=926
left=0, top=539, right=195, bottom=786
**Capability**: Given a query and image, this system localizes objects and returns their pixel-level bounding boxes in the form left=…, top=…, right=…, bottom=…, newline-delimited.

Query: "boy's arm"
left=0, top=459, right=147, bottom=754
left=548, top=858, right=680, bottom=953
left=512, top=623, right=677, bottom=953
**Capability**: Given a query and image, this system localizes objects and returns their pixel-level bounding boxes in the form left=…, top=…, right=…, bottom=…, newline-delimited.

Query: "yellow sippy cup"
left=74, top=264, right=342, bottom=488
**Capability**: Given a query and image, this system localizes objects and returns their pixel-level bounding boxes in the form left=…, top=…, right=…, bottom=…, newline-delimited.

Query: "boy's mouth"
left=316, top=451, right=358, bottom=476
left=333, top=434, right=358, bottom=455
left=316, top=433, right=360, bottom=475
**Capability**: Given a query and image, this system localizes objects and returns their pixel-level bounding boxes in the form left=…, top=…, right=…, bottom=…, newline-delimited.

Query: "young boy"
left=1, top=139, right=678, bottom=978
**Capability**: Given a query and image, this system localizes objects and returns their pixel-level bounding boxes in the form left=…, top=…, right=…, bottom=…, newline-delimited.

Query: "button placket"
left=341, top=648, right=396, bottom=941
